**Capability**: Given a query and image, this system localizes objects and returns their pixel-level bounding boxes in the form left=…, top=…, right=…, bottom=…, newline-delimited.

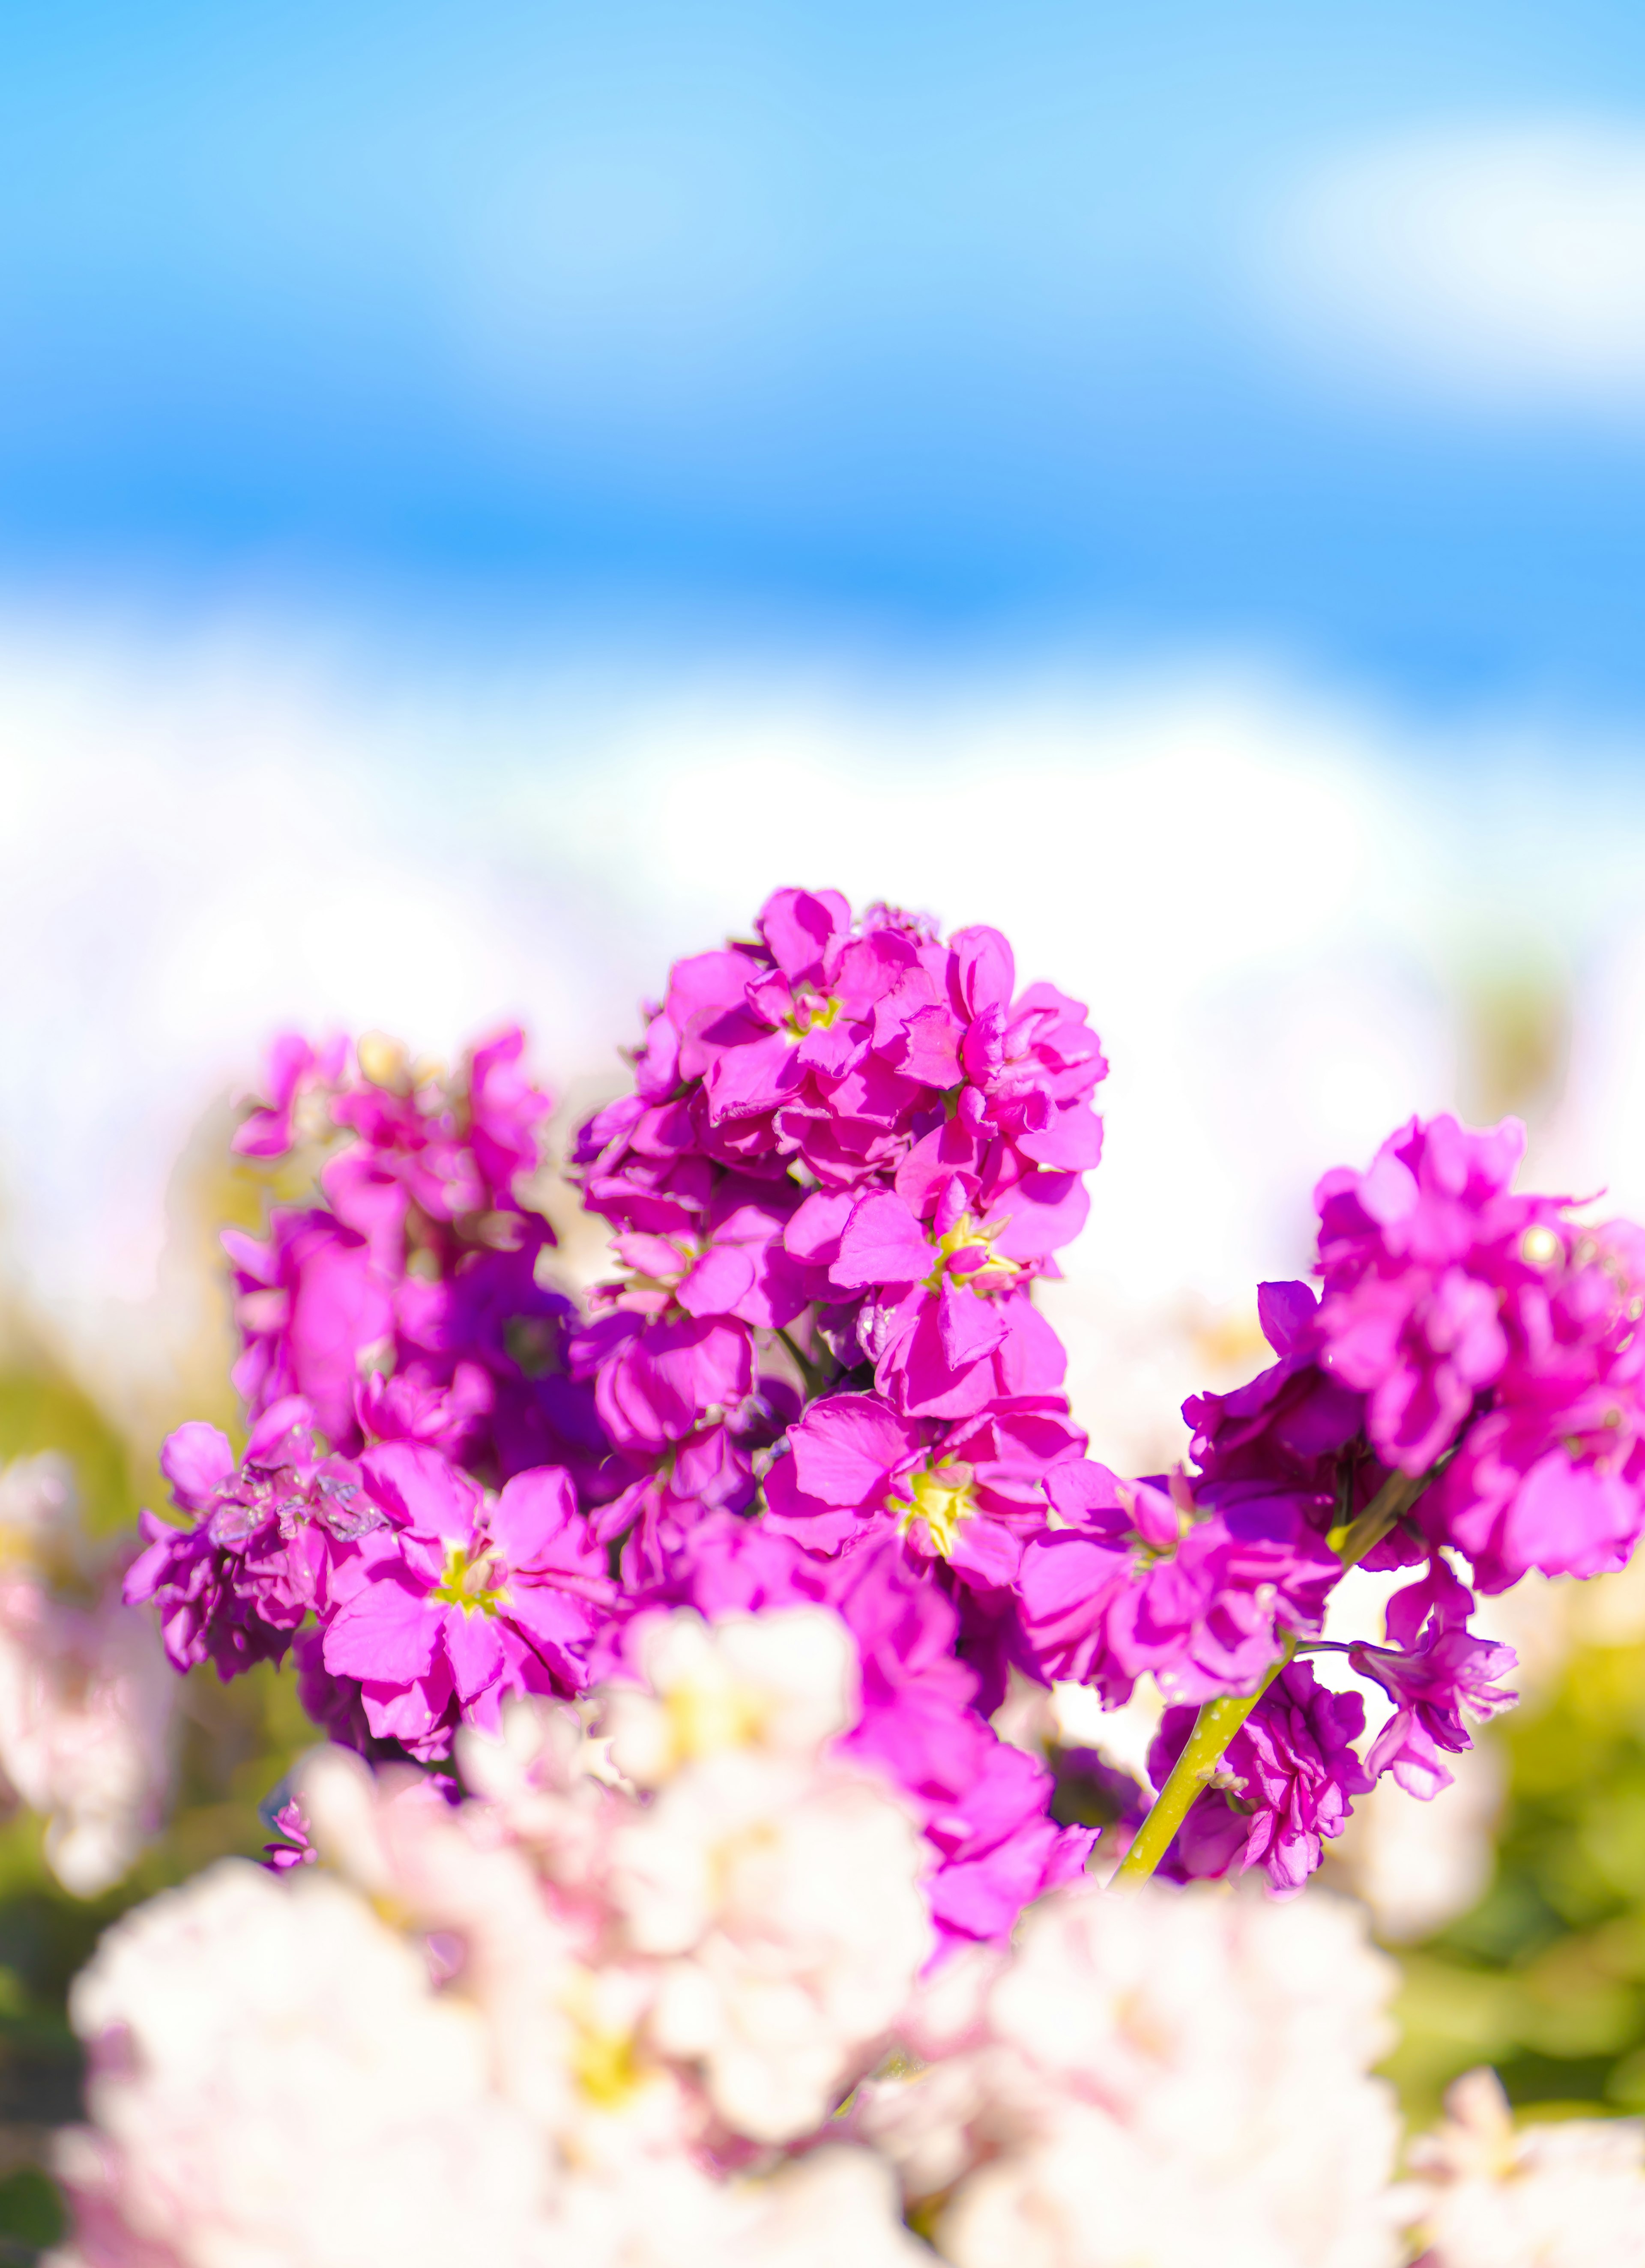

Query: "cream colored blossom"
left=1403, top=2066, right=1645, bottom=2268
left=0, top=1455, right=173, bottom=1894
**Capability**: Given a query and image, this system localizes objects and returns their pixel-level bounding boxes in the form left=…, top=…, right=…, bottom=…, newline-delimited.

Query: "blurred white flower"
left=0, top=1454, right=173, bottom=1894
left=1403, top=2066, right=1645, bottom=2268
left=600, top=1606, right=856, bottom=1787
left=52, top=1860, right=553, bottom=2268
left=859, top=1881, right=1401, bottom=2268
left=1329, top=1736, right=1504, bottom=1945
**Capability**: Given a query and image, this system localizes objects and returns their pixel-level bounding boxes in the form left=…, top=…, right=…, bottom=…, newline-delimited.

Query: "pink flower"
left=261, top=1796, right=316, bottom=1871
left=786, top=1176, right=1086, bottom=1417
left=1350, top=1623, right=1519, bottom=1801
left=568, top=1174, right=809, bottom=1462
left=1013, top=1464, right=1340, bottom=1708
left=571, top=1309, right=754, bottom=1457
left=575, top=887, right=1106, bottom=1205
left=230, top=1031, right=347, bottom=1159
left=124, top=1401, right=379, bottom=1681
left=1313, top=1115, right=1645, bottom=1590
left=1149, top=1660, right=1374, bottom=1894
left=947, top=925, right=1107, bottom=1173
left=321, top=1444, right=611, bottom=1759
left=763, top=1390, right=1086, bottom=1591
left=225, top=1210, right=393, bottom=1452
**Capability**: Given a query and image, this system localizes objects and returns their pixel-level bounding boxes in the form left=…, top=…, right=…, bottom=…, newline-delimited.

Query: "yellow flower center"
left=661, top=1673, right=771, bottom=1763
left=926, top=1210, right=1020, bottom=1294
left=431, top=1541, right=509, bottom=1617
left=784, top=989, right=843, bottom=1039
left=571, top=2022, right=647, bottom=2110
left=888, top=1458, right=977, bottom=1560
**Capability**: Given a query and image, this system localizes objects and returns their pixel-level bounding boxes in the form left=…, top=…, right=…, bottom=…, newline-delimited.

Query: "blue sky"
left=6, top=3, right=1645, bottom=705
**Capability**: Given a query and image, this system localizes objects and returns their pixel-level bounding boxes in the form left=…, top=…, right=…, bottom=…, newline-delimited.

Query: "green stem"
left=1107, top=1446, right=1450, bottom=1889
left=1112, top=1638, right=1296, bottom=1887
left=1326, top=1465, right=1430, bottom=1570
left=775, top=1326, right=831, bottom=1401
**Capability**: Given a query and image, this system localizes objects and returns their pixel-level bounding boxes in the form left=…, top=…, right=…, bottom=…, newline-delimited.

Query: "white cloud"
left=1261, top=120, right=1645, bottom=409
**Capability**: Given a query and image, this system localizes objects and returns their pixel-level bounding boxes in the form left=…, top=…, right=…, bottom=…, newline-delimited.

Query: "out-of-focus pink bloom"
left=321, top=1443, right=610, bottom=1758
left=763, top=1390, right=1085, bottom=1590
left=1013, top=1464, right=1339, bottom=1708
left=1148, top=1661, right=1374, bottom=1894
left=855, top=1880, right=1401, bottom=2268
left=0, top=1457, right=176, bottom=1898
left=225, top=1028, right=601, bottom=1496
left=225, top=1210, right=393, bottom=1452
left=231, top=1031, right=349, bottom=1158
left=54, top=1858, right=556, bottom=2268
left=261, top=1795, right=316, bottom=1871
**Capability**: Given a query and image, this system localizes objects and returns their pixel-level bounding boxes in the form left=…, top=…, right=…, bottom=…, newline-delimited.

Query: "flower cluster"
left=225, top=1028, right=610, bottom=1492
left=123, top=890, right=1645, bottom=1918
left=568, top=890, right=1104, bottom=1584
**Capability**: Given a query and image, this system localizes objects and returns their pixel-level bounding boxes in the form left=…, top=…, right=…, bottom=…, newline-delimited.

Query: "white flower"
left=599, top=1608, right=856, bottom=1788
left=861, top=1881, right=1402, bottom=2268
left=1403, top=2066, right=1645, bottom=2268
left=0, top=1454, right=173, bottom=1895
left=54, top=1859, right=552, bottom=2268
left=613, top=1745, right=930, bottom=2140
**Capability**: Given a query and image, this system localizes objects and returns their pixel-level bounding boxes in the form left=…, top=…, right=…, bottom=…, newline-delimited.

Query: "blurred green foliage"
left=1385, top=1627, right=1645, bottom=2129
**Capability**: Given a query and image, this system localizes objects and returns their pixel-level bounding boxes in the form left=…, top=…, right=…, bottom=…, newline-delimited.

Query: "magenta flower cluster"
left=127, top=889, right=1645, bottom=1915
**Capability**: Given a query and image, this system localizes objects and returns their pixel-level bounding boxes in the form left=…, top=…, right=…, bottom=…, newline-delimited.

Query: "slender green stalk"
left=1111, top=1455, right=1440, bottom=1889
left=1112, top=1640, right=1295, bottom=1887
left=775, top=1326, right=831, bottom=1401
left=1326, top=1464, right=1430, bottom=1570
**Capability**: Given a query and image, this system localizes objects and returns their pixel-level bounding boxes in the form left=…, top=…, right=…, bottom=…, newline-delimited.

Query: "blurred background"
left=4, top=1, right=1645, bottom=2247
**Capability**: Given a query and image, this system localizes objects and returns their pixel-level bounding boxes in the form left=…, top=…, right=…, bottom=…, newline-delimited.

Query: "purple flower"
left=1350, top=1616, right=1519, bottom=1801
left=947, top=925, right=1107, bottom=1173
left=231, top=1032, right=347, bottom=1159
left=1187, top=1281, right=1369, bottom=1494
left=762, top=1389, right=1086, bottom=1590
left=1310, top=1115, right=1645, bottom=1590
left=225, top=1211, right=394, bottom=1454
left=591, top=1385, right=798, bottom=1584
left=574, top=887, right=1106, bottom=1209
left=786, top=1175, right=1086, bottom=1417
left=260, top=1796, right=316, bottom=1871
left=569, top=1308, right=754, bottom=1457
left=124, top=1400, right=379, bottom=1679
left=1013, top=1463, right=1340, bottom=1707
left=1149, top=1661, right=1374, bottom=1894
left=320, top=1443, right=611, bottom=1759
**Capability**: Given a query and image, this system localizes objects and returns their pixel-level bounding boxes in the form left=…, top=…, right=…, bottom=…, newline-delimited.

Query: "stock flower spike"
left=122, top=892, right=1645, bottom=1964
